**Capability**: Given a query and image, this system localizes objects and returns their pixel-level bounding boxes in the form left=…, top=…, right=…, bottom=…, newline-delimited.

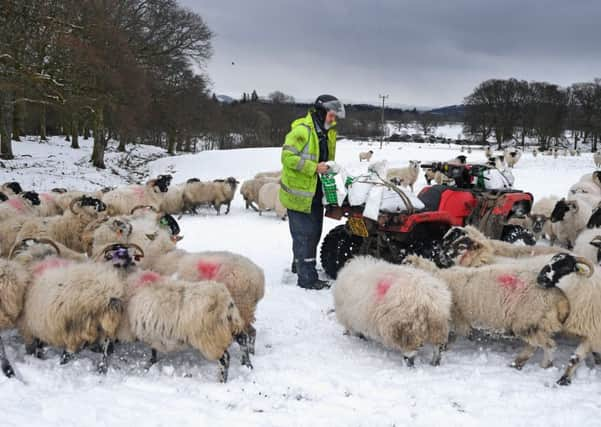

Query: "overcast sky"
left=181, top=0, right=601, bottom=107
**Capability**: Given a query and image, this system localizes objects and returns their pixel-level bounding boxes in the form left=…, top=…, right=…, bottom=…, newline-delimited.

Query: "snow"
left=2, top=137, right=601, bottom=427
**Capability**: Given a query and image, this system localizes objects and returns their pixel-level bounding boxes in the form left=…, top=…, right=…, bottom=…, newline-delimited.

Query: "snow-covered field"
left=2, top=137, right=601, bottom=427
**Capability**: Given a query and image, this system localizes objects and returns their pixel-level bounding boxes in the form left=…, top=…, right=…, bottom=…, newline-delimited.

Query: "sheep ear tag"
left=576, top=264, right=591, bottom=275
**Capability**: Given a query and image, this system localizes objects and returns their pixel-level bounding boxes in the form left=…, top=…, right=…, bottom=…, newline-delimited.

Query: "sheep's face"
left=5, top=181, right=23, bottom=194
left=159, top=214, right=181, bottom=236
left=154, top=174, right=172, bottom=193
left=593, top=171, right=601, bottom=188
left=441, top=227, right=468, bottom=248
left=109, top=219, right=133, bottom=238
left=80, top=196, right=107, bottom=213
left=214, top=177, right=239, bottom=192
left=22, top=191, right=41, bottom=206
left=529, top=214, right=548, bottom=234
left=187, top=177, right=201, bottom=184
left=456, top=155, right=467, bottom=164
left=587, top=205, right=601, bottom=229
left=550, top=199, right=576, bottom=223
left=589, top=237, right=601, bottom=264
left=409, top=160, right=421, bottom=169
left=0, top=191, right=7, bottom=202
left=537, top=253, right=593, bottom=288
left=102, top=245, right=139, bottom=269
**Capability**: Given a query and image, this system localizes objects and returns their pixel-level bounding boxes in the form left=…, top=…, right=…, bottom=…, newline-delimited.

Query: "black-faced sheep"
left=182, top=177, right=239, bottom=214
left=335, top=256, right=452, bottom=366
left=1, top=182, right=23, bottom=196
left=0, top=191, right=41, bottom=222
left=504, top=148, right=522, bottom=168
left=102, top=174, right=172, bottom=215
left=550, top=198, right=596, bottom=249
left=529, top=196, right=559, bottom=241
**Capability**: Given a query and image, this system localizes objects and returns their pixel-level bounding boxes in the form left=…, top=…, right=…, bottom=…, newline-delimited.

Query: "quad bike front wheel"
left=500, top=224, right=536, bottom=246
left=320, top=225, right=364, bottom=279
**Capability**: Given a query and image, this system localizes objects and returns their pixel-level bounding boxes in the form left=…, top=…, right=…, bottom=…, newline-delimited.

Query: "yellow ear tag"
left=576, top=265, right=588, bottom=274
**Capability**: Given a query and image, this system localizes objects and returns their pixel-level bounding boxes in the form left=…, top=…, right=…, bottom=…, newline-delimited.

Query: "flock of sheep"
left=0, top=176, right=266, bottom=382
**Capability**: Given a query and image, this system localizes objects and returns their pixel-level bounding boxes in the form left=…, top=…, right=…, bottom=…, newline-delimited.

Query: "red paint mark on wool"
left=134, top=271, right=161, bottom=288
left=33, top=259, right=70, bottom=277
left=40, top=193, right=54, bottom=202
left=7, top=198, right=24, bottom=211
left=197, top=260, right=220, bottom=280
left=132, top=186, right=145, bottom=201
left=375, top=277, right=393, bottom=301
left=497, top=274, right=525, bottom=291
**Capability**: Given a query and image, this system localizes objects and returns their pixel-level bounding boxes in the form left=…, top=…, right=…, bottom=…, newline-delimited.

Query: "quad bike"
left=319, top=162, right=535, bottom=278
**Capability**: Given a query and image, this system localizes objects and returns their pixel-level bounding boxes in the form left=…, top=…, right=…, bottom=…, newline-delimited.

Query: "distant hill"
left=216, top=94, right=235, bottom=104
left=428, top=104, right=465, bottom=116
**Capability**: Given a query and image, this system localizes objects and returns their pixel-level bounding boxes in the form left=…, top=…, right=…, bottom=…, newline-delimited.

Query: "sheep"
left=569, top=149, right=576, bottom=156
left=15, top=196, right=108, bottom=254
left=115, top=265, right=244, bottom=382
left=359, top=150, right=374, bottom=162
left=440, top=226, right=560, bottom=268
left=334, top=256, right=451, bottom=366
left=18, top=243, right=126, bottom=373
left=52, top=189, right=106, bottom=213
left=504, top=148, right=522, bottom=168
left=553, top=148, right=559, bottom=159
left=594, top=151, right=601, bottom=168
left=573, top=205, right=601, bottom=266
left=451, top=155, right=467, bottom=164
left=567, top=179, right=601, bottom=207
left=258, top=182, right=287, bottom=220
left=484, top=146, right=493, bottom=159
left=140, top=248, right=265, bottom=358
left=550, top=198, right=596, bottom=249
left=0, top=191, right=41, bottom=222
left=36, top=192, right=64, bottom=217
left=407, top=254, right=570, bottom=370
left=532, top=147, right=539, bottom=157
left=1, top=182, right=23, bottom=196
left=0, top=192, right=7, bottom=202
left=576, top=148, right=582, bottom=156
left=570, top=171, right=601, bottom=195
left=182, top=177, right=239, bottom=215
left=529, top=196, right=559, bottom=241
left=467, top=146, right=472, bottom=154
left=254, top=171, right=281, bottom=180
left=487, top=155, right=506, bottom=170
left=386, top=160, right=421, bottom=192
left=535, top=253, right=600, bottom=385
left=102, top=174, right=172, bottom=215
left=240, top=177, right=280, bottom=211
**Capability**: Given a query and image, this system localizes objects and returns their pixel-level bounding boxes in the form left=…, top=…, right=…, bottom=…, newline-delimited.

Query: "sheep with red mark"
left=0, top=191, right=41, bottom=222
left=1, top=182, right=23, bottom=196
left=141, top=248, right=265, bottom=359
left=406, top=254, right=570, bottom=370
left=334, top=256, right=452, bottom=366
left=102, top=174, right=172, bottom=215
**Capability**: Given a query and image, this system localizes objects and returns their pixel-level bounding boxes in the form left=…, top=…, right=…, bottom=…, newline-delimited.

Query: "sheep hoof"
left=1, top=360, right=15, bottom=378
left=510, top=361, right=525, bottom=371
left=219, top=351, right=230, bottom=383
left=593, top=352, right=601, bottom=365
left=97, top=361, right=108, bottom=375
left=557, top=375, right=571, bottom=386
left=60, top=351, right=74, bottom=365
left=404, top=356, right=415, bottom=368
left=540, top=361, right=554, bottom=369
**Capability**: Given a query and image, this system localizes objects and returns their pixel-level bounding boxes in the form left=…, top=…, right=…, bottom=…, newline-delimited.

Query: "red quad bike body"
left=320, top=164, right=535, bottom=279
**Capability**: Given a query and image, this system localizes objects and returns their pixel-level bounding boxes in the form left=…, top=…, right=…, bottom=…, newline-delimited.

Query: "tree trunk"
left=117, top=133, right=126, bottom=152
left=11, top=90, right=24, bottom=142
left=71, top=116, right=79, bottom=149
left=91, top=108, right=106, bottom=169
left=83, top=126, right=91, bottom=140
left=39, top=105, right=48, bottom=141
left=167, top=129, right=176, bottom=155
left=0, top=91, right=14, bottom=159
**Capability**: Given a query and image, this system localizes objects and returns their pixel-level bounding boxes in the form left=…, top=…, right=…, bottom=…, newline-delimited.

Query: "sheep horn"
left=69, top=196, right=84, bottom=215
left=130, top=205, right=158, bottom=215
left=9, top=237, right=61, bottom=260
left=575, top=256, right=595, bottom=277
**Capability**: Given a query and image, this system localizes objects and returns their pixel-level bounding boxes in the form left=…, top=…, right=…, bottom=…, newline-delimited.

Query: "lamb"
left=12, top=239, right=124, bottom=373
left=258, top=182, right=287, bottom=220
left=594, top=150, right=601, bottom=168
left=440, top=226, right=560, bottom=268
left=536, top=253, right=600, bottom=385
left=334, top=256, right=452, bottom=366
left=254, top=171, right=281, bottom=180
left=102, top=174, right=172, bottom=215
left=182, top=177, right=239, bottom=214
left=550, top=198, right=596, bottom=249
left=407, top=254, right=570, bottom=370
left=504, top=148, right=522, bottom=168
left=0, top=191, right=41, bottom=222
left=15, top=196, right=107, bottom=253
left=529, top=196, right=559, bottom=241
left=1, top=182, right=23, bottom=196
left=359, top=150, right=374, bottom=162
left=141, top=248, right=265, bottom=358
left=240, top=177, right=279, bottom=211
left=386, top=160, right=421, bottom=192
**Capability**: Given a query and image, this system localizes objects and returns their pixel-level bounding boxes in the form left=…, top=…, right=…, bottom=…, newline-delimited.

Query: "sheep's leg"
left=592, top=352, right=601, bottom=365
left=219, top=350, right=230, bottom=383
left=144, top=348, right=158, bottom=370
left=558, top=340, right=592, bottom=386
left=25, top=338, right=44, bottom=359
left=403, top=351, right=416, bottom=368
left=214, top=203, right=221, bottom=215
left=236, top=333, right=253, bottom=370
left=225, top=202, right=231, bottom=215
left=249, top=202, right=259, bottom=212
left=0, top=337, right=15, bottom=378
left=96, top=339, right=113, bottom=374
left=247, top=325, right=256, bottom=355
left=511, top=343, right=537, bottom=370
left=540, top=340, right=557, bottom=369
left=431, top=344, right=445, bottom=367
left=60, top=350, right=75, bottom=365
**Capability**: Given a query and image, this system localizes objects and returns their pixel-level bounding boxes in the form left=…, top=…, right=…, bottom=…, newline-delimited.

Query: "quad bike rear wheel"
left=500, top=224, right=536, bottom=246
left=320, top=225, right=364, bottom=279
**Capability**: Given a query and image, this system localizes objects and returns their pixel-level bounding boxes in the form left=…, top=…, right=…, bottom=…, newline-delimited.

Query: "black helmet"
left=314, top=95, right=345, bottom=119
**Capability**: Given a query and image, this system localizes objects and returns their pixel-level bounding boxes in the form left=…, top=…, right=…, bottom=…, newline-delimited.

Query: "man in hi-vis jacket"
left=279, top=95, right=345, bottom=290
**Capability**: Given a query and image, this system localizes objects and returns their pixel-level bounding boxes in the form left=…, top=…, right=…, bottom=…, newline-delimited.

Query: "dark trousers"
left=288, top=202, right=324, bottom=287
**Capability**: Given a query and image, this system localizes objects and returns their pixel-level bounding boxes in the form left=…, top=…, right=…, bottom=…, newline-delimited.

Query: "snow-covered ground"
left=2, top=138, right=601, bottom=427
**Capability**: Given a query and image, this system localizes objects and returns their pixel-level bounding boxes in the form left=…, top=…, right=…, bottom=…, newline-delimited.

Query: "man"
left=279, top=94, right=345, bottom=290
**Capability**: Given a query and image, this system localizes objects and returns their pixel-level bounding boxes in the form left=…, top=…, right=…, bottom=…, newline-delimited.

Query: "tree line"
left=463, top=78, right=601, bottom=151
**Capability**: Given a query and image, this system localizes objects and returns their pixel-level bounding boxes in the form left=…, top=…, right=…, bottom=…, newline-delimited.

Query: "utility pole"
left=378, top=94, right=389, bottom=149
